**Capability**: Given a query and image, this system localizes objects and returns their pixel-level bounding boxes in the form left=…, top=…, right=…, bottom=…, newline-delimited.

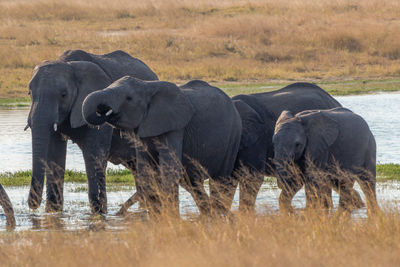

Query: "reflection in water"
left=0, top=180, right=396, bottom=231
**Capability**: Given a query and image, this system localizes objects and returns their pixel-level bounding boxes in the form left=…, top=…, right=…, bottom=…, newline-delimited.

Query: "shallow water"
left=0, top=93, right=398, bottom=172
left=1, top=180, right=399, bottom=231
left=0, top=92, right=399, bottom=230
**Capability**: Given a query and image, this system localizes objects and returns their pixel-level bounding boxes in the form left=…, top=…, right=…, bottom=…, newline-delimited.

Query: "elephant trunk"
left=28, top=106, right=57, bottom=209
left=82, top=91, right=115, bottom=126
left=274, top=157, right=303, bottom=213
left=0, top=185, right=15, bottom=229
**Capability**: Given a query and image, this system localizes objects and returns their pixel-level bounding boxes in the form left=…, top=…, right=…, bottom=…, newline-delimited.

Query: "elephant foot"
left=116, top=193, right=140, bottom=216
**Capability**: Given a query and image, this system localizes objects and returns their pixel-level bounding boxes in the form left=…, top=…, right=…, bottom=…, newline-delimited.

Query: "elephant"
left=82, top=77, right=242, bottom=216
left=0, top=185, right=15, bottom=229
left=26, top=49, right=158, bottom=214
left=272, top=107, right=378, bottom=214
left=231, top=82, right=363, bottom=212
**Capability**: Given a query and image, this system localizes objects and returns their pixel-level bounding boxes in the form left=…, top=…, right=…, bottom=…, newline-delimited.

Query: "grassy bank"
left=0, top=169, right=134, bottom=187
left=2, top=78, right=400, bottom=108
left=1, top=163, right=398, bottom=187
left=2, top=0, right=400, bottom=98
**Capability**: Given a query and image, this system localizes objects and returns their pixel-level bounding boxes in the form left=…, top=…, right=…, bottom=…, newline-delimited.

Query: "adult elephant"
left=26, top=49, right=158, bottom=214
left=82, top=78, right=242, bottom=216
left=232, top=83, right=363, bottom=212
left=272, top=108, right=377, bottom=214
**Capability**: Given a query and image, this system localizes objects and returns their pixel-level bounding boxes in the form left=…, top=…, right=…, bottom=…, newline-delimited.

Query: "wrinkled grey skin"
left=82, top=78, right=242, bottom=216
left=273, top=107, right=378, bottom=214
left=232, top=82, right=352, bottom=212
left=0, top=185, right=15, bottom=229
left=27, top=49, right=158, bottom=214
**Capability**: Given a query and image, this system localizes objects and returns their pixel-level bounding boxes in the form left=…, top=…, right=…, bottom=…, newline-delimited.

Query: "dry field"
left=0, top=210, right=399, bottom=266
left=2, top=1, right=400, bottom=266
left=1, top=0, right=400, bottom=97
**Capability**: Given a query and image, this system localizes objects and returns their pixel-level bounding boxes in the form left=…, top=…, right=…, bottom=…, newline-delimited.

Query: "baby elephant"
left=272, top=107, right=378, bottom=215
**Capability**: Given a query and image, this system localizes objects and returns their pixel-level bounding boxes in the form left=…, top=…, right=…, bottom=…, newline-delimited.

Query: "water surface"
left=0, top=93, right=398, bottom=172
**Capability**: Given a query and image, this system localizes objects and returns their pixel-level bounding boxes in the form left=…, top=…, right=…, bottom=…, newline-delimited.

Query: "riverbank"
left=1, top=78, right=400, bottom=108
left=0, top=163, right=398, bottom=187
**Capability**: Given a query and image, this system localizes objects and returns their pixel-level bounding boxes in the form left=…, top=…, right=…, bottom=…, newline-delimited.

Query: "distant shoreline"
left=1, top=78, right=400, bottom=108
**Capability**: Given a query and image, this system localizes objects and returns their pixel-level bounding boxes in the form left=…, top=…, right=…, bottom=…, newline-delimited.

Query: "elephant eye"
left=126, top=96, right=132, bottom=101
left=61, top=91, right=67, bottom=98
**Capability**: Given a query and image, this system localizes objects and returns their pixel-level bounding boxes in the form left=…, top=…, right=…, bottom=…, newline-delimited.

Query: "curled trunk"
left=82, top=91, right=112, bottom=126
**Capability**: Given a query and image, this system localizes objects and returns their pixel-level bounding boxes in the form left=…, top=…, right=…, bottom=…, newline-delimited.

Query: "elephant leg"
left=156, top=130, right=184, bottom=216
left=78, top=127, right=112, bottom=214
left=209, top=176, right=238, bottom=216
left=82, top=150, right=108, bottom=214
left=239, top=173, right=264, bottom=213
left=358, top=176, right=378, bottom=215
left=237, top=143, right=267, bottom=213
left=305, top=181, right=332, bottom=210
left=45, top=132, right=67, bottom=212
left=333, top=178, right=364, bottom=212
left=279, top=180, right=303, bottom=214
left=0, top=184, right=15, bottom=229
left=181, top=180, right=211, bottom=216
left=116, top=192, right=139, bottom=216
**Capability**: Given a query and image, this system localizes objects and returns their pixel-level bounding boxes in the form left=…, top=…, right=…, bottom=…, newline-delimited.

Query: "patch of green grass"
left=1, top=78, right=400, bottom=108
left=0, top=97, right=30, bottom=108
left=217, top=79, right=400, bottom=97
left=377, top=164, right=400, bottom=181
left=0, top=169, right=134, bottom=187
left=0, top=164, right=397, bottom=188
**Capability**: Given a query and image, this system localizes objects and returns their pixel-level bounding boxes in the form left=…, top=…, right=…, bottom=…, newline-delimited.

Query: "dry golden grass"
left=0, top=210, right=399, bottom=266
left=2, top=0, right=400, bottom=97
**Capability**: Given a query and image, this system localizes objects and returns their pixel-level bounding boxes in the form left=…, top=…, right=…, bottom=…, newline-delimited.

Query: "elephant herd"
left=0, top=49, right=379, bottom=228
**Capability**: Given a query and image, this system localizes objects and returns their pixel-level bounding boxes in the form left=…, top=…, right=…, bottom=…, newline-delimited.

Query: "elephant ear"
left=299, top=111, right=339, bottom=162
left=274, top=110, right=294, bottom=134
left=138, top=81, right=195, bottom=138
left=234, top=100, right=265, bottom=150
left=69, top=61, right=112, bottom=128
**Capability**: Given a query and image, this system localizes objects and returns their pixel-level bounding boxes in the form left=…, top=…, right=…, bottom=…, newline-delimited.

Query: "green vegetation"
left=377, top=163, right=400, bottom=181
left=1, top=164, right=398, bottom=187
left=0, top=169, right=134, bottom=187
left=2, top=78, right=400, bottom=108
left=217, top=78, right=400, bottom=96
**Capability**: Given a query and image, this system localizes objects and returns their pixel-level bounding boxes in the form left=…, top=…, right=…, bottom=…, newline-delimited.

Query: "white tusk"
left=53, top=123, right=58, bottom=132
left=96, top=111, right=102, bottom=117
left=97, top=126, right=100, bottom=130
left=106, top=109, right=113, bottom=116
left=24, top=124, right=30, bottom=131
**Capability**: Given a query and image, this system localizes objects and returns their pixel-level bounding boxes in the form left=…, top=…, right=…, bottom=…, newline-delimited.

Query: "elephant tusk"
left=96, top=111, right=102, bottom=117
left=24, top=124, right=30, bottom=131
left=53, top=123, right=58, bottom=132
left=106, top=109, right=113, bottom=116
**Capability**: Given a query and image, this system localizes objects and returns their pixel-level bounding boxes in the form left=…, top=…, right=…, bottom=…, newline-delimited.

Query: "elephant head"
left=272, top=110, right=339, bottom=210
left=82, top=76, right=194, bottom=137
left=27, top=60, right=111, bottom=209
